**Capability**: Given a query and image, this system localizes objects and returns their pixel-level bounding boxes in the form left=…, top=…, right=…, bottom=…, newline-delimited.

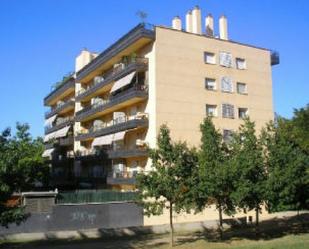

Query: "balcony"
left=108, top=148, right=147, bottom=159
left=76, top=147, right=147, bottom=160
left=75, top=116, right=148, bottom=141
left=76, top=23, right=155, bottom=82
left=44, top=75, right=75, bottom=106
left=106, top=171, right=137, bottom=185
left=76, top=85, right=148, bottom=122
left=45, top=116, right=74, bottom=135
left=76, top=57, right=148, bottom=102
left=45, top=99, right=75, bottom=119
left=271, top=51, right=280, bottom=66
left=44, top=136, right=74, bottom=150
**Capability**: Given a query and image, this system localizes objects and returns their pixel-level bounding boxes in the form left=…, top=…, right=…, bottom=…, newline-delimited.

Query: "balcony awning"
left=42, top=148, right=54, bottom=158
left=44, top=131, right=56, bottom=142
left=54, top=126, right=70, bottom=139
left=113, top=131, right=126, bottom=141
left=44, top=115, right=57, bottom=127
left=92, top=134, right=113, bottom=147
left=110, top=72, right=136, bottom=93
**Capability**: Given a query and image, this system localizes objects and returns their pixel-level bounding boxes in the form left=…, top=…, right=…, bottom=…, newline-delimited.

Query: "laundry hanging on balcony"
left=92, top=134, right=113, bottom=147
left=42, top=148, right=55, bottom=158
left=110, top=71, right=136, bottom=93
left=44, top=115, right=57, bottom=127
left=54, top=126, right=71, bottom=139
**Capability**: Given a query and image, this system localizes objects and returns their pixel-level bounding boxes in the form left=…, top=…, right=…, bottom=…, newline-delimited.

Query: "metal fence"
left=56, top=189, right=138, bottom=204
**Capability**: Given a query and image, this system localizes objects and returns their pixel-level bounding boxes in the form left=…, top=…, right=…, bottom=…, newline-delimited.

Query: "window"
left=236, top=58, right=246, bottom=70
left=205, top=78, right=216, bottom=90
left=223, top=129, right=233, bottom=143
left=221, top=77, right=233, bottom=93
left=222, top=103, right=234, bottom=119
left=204, top=52, right=216, bottom=64
left=206, top=104, right=217, bottom=117
left=219, top=52, right=233, bottom=67
left=237, top=82, right=247, bottom=94
left=238, top=108, right=248, bottom=119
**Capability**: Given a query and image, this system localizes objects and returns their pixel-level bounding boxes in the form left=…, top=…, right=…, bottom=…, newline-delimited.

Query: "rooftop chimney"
left=185, top=10, right=192, bottom=32
left=172, top=16, right=182, bottom=30
left=205, top=14, right=214, bottom=36
left=192, top=6, right=202, bottom=34
left=75, top=49, right=97, bottom=73
left=219, top=15, right=228, bottom=40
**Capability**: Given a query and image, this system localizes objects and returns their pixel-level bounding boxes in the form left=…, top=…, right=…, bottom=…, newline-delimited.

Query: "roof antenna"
left=136, top=10, right=148, bottom=24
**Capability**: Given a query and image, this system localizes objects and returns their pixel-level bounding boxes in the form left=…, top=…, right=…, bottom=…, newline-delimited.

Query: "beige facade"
left=43, top=8, right=277, bottom=225
left=154, top=26, right=273, bottom=146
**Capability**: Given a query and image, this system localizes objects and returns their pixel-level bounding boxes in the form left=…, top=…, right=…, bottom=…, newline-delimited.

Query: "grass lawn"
left=149, top=234, right=309, bottom=249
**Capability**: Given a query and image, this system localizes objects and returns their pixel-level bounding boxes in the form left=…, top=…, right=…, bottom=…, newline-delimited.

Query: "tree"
left=0, top=123, right=49, bottom=227
left=195, top=117, right=235, bottom=237
left=136, top=125, right=197, bottom=247
left=230, top=118, right=266, bottom=233
left=285, top=104, right=309, bottom=153
left=261, top=119, right=309, bottom=213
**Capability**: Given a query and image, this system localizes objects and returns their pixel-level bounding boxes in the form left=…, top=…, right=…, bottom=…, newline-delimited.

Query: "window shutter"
left=221, top=77, right=233, bottom=92
left=219, top=52, right=232, bottom=67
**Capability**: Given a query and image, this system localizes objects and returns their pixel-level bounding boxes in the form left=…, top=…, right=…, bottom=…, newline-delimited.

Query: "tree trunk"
left=169, top=202, right=174, bottom=247
left=218, top=204, right=223, bottom=239
left=255, top=206, right=259, bottom=236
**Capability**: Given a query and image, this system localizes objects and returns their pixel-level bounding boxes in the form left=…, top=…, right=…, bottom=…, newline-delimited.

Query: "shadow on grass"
left=1, top=213, right=308, bottom=249
left=176, top=213, right=309, bottom=246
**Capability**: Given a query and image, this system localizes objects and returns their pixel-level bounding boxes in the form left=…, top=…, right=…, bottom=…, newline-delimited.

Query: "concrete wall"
left=0, top=202, right=143, bottom=235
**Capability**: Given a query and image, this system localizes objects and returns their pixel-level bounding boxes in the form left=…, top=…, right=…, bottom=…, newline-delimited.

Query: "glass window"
left=236, top=58, right=246, bottom=69
left=219, top=52, right=233, bottom=67
left=221, top=77, right=233, bottom=93
left=222, top=103, right=234, bottom=119
left=237, top=82, right=247, bottom=94
left=238, top=108, right=248, bottom=119
left=206, top=104, right=217, bottom=117
left=204, top=52, right=216, bottom=64
left=205, top=78, right=216, bottom=90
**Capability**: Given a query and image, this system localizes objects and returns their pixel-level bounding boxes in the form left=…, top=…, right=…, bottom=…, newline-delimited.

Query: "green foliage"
left=195, top=117, right=235, bottom=222
left=230, top=118, right=266, bottom=217
left=136, top=125, right=198, bottom=215
left=262, top=119, right=309, bottom=212
left=281, top=104, right=309, bottom=153
left=0, top=123, right=49, bottom=227
left=136, top=124, right=198, bottom=246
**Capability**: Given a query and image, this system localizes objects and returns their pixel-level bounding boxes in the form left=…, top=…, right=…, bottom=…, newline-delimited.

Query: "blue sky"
left=0, top=0, right=308, bottom=137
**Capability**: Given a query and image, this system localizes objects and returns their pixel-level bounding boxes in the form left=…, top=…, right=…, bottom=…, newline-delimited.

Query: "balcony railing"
left=44, top=136, right=74, bottom=150
left=76, top=85, right=148, bottom=122
left=59, top=136, right=74, bottom=146
left=271, top=51, right=280, bottom=66
left=107, top=148, right=148, bottom=159
left=75, top=116, right=148, bottom=141
left=76, top=57, right=148, bottom=101
left=45, top=99, right=75, bottom=119
left=45, top=116, right=74, bottom=134
left=76, top=147, right=147, bottom=160
left=106, top=171, right=137, bottom=185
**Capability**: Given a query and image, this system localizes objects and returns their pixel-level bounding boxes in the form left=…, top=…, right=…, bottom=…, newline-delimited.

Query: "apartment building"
left=43, top=6, right=279, bottom=190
